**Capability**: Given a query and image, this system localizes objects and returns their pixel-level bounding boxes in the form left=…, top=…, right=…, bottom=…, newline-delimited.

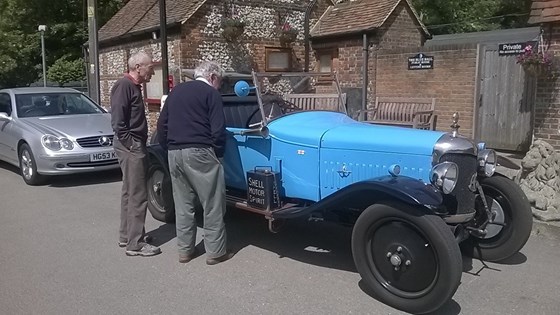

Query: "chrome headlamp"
left=430, top=162, right=459, bottom=194
left=41, top=135, right=74, bottom=151
left=477, top=149, right=496, bottom=177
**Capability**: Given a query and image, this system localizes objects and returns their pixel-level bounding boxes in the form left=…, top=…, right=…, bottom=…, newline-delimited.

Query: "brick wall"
left=378, top=3, right=426, bottom=49
left=311, top=2, right=426, bottom=120
left=98, top=0, right=330, bottom=137
left=535, top=22, right=560, bottom=150
left=376, top=44, right=479, bottom=136
left=179, top=0, right=326, bottom=72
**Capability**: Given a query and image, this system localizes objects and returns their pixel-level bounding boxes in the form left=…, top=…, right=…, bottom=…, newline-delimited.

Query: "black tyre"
left=463, top=175, right=533, bottom=262
left=147, top=162, right=175, bottom=223
left=352, top=202, right=462, bottom=314
left=18, top=143, right=46, bottom=185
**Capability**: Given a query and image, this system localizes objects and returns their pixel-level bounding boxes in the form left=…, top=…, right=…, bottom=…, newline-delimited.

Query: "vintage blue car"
left=146, top=72, right=532, bottom=314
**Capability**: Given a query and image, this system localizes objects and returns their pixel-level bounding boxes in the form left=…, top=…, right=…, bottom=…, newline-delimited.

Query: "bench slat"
left=285, top=93, right=347, bottom=113
left=355, top=97, right=436, bottom=130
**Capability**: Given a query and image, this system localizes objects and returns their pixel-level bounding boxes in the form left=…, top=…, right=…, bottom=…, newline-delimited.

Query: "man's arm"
left=208, top=90, right=226, bottom=158
left=156, top=95, right=170, bottom=151
left=110, top=81, right=134, bottom=149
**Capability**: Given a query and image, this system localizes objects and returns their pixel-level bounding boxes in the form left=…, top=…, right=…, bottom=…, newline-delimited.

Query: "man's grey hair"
left=128, top=51, right=152, bottom=70
left=194, top=60, right=224, bottom=80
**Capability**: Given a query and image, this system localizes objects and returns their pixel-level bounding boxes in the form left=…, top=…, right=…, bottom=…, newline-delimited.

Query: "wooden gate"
left=476, top=44, right=536, bottom=152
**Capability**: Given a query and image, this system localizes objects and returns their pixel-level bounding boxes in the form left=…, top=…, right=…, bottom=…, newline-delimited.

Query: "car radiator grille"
left=76, top=135, right=114, bottom=148
left=439, top=153, right=477, bottom=215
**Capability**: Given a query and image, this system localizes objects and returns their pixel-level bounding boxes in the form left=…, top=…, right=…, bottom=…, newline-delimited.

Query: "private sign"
left=498, top=41, right=537, bottom=56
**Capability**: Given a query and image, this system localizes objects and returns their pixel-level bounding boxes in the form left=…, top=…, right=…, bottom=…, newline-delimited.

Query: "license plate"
left=90, top=151, right=117, bottom=162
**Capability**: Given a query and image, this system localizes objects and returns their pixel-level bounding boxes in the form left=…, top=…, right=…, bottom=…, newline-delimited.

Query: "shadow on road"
left=146, top=223, right=176, bottom=247
left=357, top=280, right=462, bottom=315
left=144, top=206, right=530, bottom=315
left=48, top=169, right=122, bottom=187
left=0, top=160, right=20, bottom=176
left=225, top=209, right=357, bottom=272
left=0, top=161, right=122, bottom=187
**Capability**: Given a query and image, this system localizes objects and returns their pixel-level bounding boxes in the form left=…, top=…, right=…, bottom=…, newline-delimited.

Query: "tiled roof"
left=311, top=0, right=428, bottom=38
left=528, top=0, right=560, bottom=24
left=98, top=0, right=207, bottom=42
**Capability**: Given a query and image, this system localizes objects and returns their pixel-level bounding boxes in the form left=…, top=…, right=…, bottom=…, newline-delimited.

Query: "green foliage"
left=411, top=0, right=533, bottom=35
left=48, top=55, right=85, bottom=86
left=0, top=0, right=123, bottom=88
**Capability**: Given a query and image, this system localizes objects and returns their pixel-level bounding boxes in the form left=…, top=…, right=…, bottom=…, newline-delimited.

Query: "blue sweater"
left=157, top=80, right=226, bottom=157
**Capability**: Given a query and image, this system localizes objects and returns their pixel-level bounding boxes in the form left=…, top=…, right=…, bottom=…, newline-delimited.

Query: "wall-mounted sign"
left=498, top=41, right=537, bottom=56
left=408, top=53, right=434, bottom=70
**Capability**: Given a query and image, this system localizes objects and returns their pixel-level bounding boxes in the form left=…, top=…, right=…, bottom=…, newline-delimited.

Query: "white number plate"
left=90, top=151, right=117, bottom=162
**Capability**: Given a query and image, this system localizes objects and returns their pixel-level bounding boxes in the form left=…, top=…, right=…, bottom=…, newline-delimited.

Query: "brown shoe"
left=179, top=250, right=198, bottom=264
left=206, top=252, right=234, bottom=265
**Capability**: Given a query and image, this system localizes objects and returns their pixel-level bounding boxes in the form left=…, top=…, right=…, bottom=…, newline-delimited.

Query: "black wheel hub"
left=369, top=220, right=438, bottom=297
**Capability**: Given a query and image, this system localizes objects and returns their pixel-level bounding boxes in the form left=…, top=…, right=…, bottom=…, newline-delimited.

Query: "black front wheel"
left=352, top=202, right=462, bottom=314
left=463, top=175, right=533, bottom=262
left=147, top=162, right=175, bottom=223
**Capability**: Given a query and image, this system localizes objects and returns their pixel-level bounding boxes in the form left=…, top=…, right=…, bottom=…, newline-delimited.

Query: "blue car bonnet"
left=268, top=111, right=354, bottom=147
left=321, top=121, right=446, bottom=156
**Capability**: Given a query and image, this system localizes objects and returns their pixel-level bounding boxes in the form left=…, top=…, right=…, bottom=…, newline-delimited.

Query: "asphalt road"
left=1, top=161, right=559, bottom=315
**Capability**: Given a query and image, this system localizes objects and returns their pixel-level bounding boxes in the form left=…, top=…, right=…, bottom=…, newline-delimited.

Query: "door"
left=0, top=93, right=18, bottom=163
left=476, top=44, right=536, bottom=152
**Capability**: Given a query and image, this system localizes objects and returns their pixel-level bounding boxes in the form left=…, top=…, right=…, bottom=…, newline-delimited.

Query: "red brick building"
left=97, top=0, right=558, bottom=151
left=527, top=0, right=560, bottom=150
left=97, top=0, right=428, bottom=134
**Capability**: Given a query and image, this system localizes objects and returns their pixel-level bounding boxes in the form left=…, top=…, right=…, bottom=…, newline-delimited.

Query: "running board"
left=226, top=195, right=298, bottom=218
left=226, top=195, right=300, bottom=233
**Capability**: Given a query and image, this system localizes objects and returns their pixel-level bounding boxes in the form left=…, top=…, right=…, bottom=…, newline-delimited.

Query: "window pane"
left=268, top=52, right=290, bottom=69
left=319, top=54, right=332, bottom=72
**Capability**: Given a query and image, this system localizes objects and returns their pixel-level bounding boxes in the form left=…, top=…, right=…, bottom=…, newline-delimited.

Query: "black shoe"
left=125, top=243, right=161, bottom=257
left=206, top=252, right=234, bottom=265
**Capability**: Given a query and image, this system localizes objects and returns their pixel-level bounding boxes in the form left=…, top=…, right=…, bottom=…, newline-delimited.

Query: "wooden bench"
left=354, top=97, right=436, bottom=130
left=284, top=93, right=347, bottom=113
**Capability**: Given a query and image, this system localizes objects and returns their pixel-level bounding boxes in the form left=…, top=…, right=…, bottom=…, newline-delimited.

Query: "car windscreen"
left=16, top=93, right=106, bottom=118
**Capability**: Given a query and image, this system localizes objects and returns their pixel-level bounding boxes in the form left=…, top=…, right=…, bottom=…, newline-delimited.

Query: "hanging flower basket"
left=517, top=44, right=555, bottom=78
left=522, top=63, right=545, bottom=77
left=278, top=23, right=298, bottom=45
left=221, top=18, right=245, bottom=42
left=279, top=30, right=298, bottom=45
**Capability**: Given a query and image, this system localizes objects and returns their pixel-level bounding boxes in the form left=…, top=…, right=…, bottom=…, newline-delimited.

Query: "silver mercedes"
left=0, top=87, right=119, bottom=185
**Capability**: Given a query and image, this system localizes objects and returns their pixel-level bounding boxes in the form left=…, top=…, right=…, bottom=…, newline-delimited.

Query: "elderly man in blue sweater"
left=157, top=60, right=233, bottom=265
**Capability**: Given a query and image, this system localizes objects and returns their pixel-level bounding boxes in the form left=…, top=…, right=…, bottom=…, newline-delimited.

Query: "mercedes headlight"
left=477, top=149, right=496, bottom=177
left=430, top=162, right=458, bottom=194
left=41, top=135, right=74, bottom=151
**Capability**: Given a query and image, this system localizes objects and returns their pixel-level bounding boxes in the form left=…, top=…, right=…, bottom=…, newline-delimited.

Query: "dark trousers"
left=114, top=138, right=148, bottom=251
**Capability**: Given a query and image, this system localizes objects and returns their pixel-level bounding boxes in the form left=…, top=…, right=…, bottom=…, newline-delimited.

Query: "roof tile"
left=99, top=0, right=206, bottom=42
left=311, top=0, right=426, bottom=37
left=528, top=0, right=560, bottom=24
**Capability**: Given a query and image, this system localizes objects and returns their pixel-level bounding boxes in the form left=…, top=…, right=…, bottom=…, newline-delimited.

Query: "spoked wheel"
left=352, top=202, right=462, bottom=314
left=19, top=144, right=46, bottom=185
left=147, top=162, right=175, bottom=223
left=462, top=175, right=532, bottom=262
